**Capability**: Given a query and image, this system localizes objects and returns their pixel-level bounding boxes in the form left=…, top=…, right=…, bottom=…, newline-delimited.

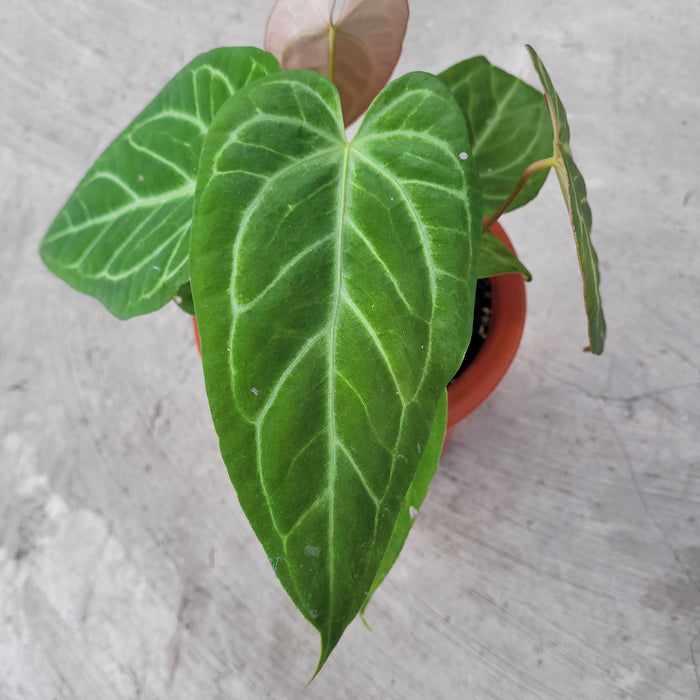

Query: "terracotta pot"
left=444, top=221, right=526, bottom=447
left=192, top=220, right=526, bottom=449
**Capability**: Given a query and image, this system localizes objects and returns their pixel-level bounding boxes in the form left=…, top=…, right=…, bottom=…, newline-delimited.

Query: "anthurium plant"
left=40, top=0, right=605, bottom=673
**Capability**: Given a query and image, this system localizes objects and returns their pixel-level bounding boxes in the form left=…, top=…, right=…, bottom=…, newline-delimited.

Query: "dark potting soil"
left=450, top=277, right=492, bottom=383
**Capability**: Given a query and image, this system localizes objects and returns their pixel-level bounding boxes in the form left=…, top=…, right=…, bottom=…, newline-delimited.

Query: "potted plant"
left=39, top=0, right=605, bottom=675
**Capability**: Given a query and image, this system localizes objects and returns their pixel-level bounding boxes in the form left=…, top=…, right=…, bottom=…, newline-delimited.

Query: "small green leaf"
left=478, top=230, right=532, bottom=281
left=40, top=48, right=280, bottom=319
left=191, top=69, right=481, bottom=671
left=439, top=56, right=553, bottom=217
left=526, top=45, right=606, bottom=354
left=359, top=389, right=447, bottom=620
left=174, top=281, right=195, bottom=315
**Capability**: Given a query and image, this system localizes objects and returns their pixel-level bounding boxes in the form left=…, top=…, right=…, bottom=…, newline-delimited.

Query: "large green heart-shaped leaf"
left=359, top=389, right=447, bottom=620
left=265, top=0, right=409, bottom=125
left=40, top=47, right=280, bottom=319
left=526, top=46, right=606, bottom=354
left=191, top=69, right=481, bottom=670
left=439, top=56, right=553, bottom=217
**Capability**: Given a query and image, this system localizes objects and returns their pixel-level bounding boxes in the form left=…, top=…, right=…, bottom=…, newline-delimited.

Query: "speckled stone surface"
left=2, top=1, right=699, bottom=697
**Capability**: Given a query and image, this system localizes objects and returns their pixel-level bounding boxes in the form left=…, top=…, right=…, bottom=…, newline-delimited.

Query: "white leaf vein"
left=337, top=442, right=381, bottom=507
left=343, top=293, right=406, bottom=405
left=253, top=331, right=325, bottom=428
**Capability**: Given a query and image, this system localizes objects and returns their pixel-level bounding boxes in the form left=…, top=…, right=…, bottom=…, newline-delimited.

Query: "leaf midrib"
left=326, top=141, right=352, bottom=639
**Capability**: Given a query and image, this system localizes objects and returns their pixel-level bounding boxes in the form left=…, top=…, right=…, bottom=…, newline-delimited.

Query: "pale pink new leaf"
left=265, top=0, right=335, bottom=59
left=265, top=0, right=409, bottom=124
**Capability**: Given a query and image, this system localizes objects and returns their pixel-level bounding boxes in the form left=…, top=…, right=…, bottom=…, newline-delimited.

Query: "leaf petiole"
left=328, top=22, right=336, bottom=82
left=482, top=156, right=558, bottom=232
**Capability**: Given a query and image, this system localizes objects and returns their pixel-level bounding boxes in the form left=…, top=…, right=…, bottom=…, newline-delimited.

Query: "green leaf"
left=526, top=45, right=606, bottom=354
left=439, top=56, right=553, bottom=217
left=173, top=281, right=195, bottom=315
left=40, top=47, right=280, bottom=319
left=478, top=230, right=532, bottom=281
left=190, top=69, right=481, bottom=671
left=359, top=389, right=447, bottom=620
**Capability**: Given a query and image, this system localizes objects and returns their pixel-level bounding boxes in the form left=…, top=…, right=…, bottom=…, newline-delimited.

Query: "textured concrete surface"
left=2, top=1, right=699, bottom=698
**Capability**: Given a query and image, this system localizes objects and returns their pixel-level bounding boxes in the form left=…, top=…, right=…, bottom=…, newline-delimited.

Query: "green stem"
left=481, top=156, right=558, bottom=232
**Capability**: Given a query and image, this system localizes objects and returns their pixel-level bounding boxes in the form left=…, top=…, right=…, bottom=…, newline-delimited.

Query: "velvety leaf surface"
left=359, top=390, right=447, bottom=619
left=440, top=56, right=552, bottom=217
left=40, top=48, right=280, bottom=319
left=190, top=69, right=481, bottom=670
left=526, top=46, right=606, bottom=354
left=264, top=0, right=408, bottom=124
left=478, top=230, right=532, bottom=281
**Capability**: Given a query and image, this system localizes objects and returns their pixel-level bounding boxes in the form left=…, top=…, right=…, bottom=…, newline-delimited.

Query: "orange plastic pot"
left=444, top=221, right=526, bottom=447
left=192, top=220, right=526, bottom=449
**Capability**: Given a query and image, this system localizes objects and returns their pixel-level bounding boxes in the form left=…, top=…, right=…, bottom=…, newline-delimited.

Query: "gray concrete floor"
left=2, top=1, right=699, bottom=698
